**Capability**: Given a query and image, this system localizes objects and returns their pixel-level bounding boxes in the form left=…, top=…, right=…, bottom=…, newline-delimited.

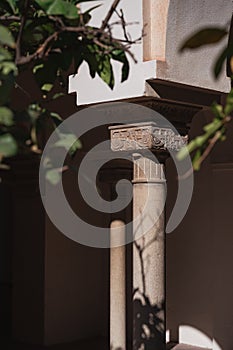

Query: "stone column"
left=132, top=154, right=166, bottom=350
left=109, top=122, right=187, bottom=350
left=110, top=220, right=126, bottom=350
left=100, top=165, right=131, bottom=350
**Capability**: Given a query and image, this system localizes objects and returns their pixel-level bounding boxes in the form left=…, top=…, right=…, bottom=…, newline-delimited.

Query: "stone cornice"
left=146, top=79, right=225, bottom=106
left=78, top=95, right=202, bottom=135
left=78, top=96, right=203, bottom=135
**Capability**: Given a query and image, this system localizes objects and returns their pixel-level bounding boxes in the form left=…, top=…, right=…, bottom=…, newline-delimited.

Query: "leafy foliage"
left=178, top=20, right=233, bottom=171
left=0, top=0, right=135, bottom=182
left=0, top=24, right=15, bottom=47
left=178, top=89, right=233, bottom=170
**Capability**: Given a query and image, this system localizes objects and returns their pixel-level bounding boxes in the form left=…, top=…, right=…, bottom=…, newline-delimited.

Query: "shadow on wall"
left=133, top=291, right=164, bottom=350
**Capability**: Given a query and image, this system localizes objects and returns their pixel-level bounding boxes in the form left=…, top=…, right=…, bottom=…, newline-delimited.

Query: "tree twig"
left=195, top=115, right=231, bottom=169
left=100, top=0, right=121, bottom=30
left=196, top=131, right=222, bottom=168
left=0, top=15, right=20, bottom=21
left=15, top=0, right=30, bottom=64
left=179, top=115, right=232, bottom=179
left=16, top=23, right=138, bottom=65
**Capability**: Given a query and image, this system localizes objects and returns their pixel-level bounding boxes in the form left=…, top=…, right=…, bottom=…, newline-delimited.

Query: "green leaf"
left=73, top=44, right=84, bottom=74
left=176, top=145, right=190, bottom=161
left=54, top=132, right=81, bottom=154
left=203, top=119, right=222, bottom=133
left=179, top=27, right=227, bottom=51
left=0, top=47, right=12, bottom=62
left=0, top=61, right=17, bottom=75
left=192, top=149, right=202, bottom=171
left=0, top=71, right=15, bottom=105
left=50, top=112, right=63, bottom=126
left=82, top=4, right=101, bottom=24
left=111, top=49, right=129, bottom=82
left=0, top=106, right=14, bottom=126
left=177, top=138, right=200, bottom=161
left=33, top=63, right=44, bottom=74
left=224, top=88, right=233, bottom=115
left=28, top=104, right=42, bottom=122
left=0, top=0, right=17, bottom=14
left=5, top=0, right=17, bottom=14
left=46, top=168, right=61, bottom=185
left=85, top=52, right=98, bottom=78
left=211, top=102, right=224, bottom=118
left=0, top=25, right=15, bottom=48
left=52, top=92, right=65, bottom=100
left=69, top=138, right=82, bottom=156
left=98, top=56, right=114, bottom=89
left=194, top=136, right=204, bottom=147
left=121, top=57, right=129, bottom=83
left=0, top=133, right=17, bottom=157
left=35, top=0, right=79, bottom=19
left=41, top=83, right=53, bottom=92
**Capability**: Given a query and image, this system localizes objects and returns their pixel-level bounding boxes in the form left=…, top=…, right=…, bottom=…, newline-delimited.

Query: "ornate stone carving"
left=132, top=153, right=166, bottom=183
left=109, top=122, right=187, bottom=152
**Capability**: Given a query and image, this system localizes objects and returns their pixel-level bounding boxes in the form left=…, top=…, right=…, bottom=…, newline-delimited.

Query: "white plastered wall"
left=155, top=0, right=232, bottom=92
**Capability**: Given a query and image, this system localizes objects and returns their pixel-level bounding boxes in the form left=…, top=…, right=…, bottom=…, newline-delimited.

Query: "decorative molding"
left=132, top=153, right=166, bottom=183
left=78, top=95, right=202, bottom=135
left=109, top=122, right=187, bottom=152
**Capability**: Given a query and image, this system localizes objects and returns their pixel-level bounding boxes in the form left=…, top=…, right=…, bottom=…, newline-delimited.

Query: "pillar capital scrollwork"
left=109, top=122, right=187, bottom=153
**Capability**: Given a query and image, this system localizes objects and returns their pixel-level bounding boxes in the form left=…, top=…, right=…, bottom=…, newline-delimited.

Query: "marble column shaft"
left=132, top=154, right=166, bottom=350
left=110, top=220, right=126, bottom=350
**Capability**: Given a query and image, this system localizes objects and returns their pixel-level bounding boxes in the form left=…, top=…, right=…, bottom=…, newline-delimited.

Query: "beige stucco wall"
left=155, top=0, right=232, bottom=92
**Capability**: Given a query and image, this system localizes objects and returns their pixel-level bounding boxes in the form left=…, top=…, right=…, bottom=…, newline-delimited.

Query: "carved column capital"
left=109, top=122, right=187, bottom=153
left=132, top=153, right=166, bottom=184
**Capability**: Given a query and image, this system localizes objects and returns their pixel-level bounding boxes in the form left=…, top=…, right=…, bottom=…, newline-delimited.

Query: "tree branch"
left=179, top=115, right=232, bottom=180
left=180, top=130, right=223, bottom=180
left=0, top=15, right=20, bottom=21
left=16, top=23, right=138, bottom=66
left=100, top=0, right=121, bottom=30
left=195, top=115, right=231, bottom=169
left=15, top=0, right=30, bottom=64
left=14, top=0, right=139, bottom=66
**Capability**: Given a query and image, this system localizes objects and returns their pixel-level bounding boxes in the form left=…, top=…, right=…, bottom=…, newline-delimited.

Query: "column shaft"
left=132, top=155, right=166, bottom=350
left=110, top=220, right=126, bottom=350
